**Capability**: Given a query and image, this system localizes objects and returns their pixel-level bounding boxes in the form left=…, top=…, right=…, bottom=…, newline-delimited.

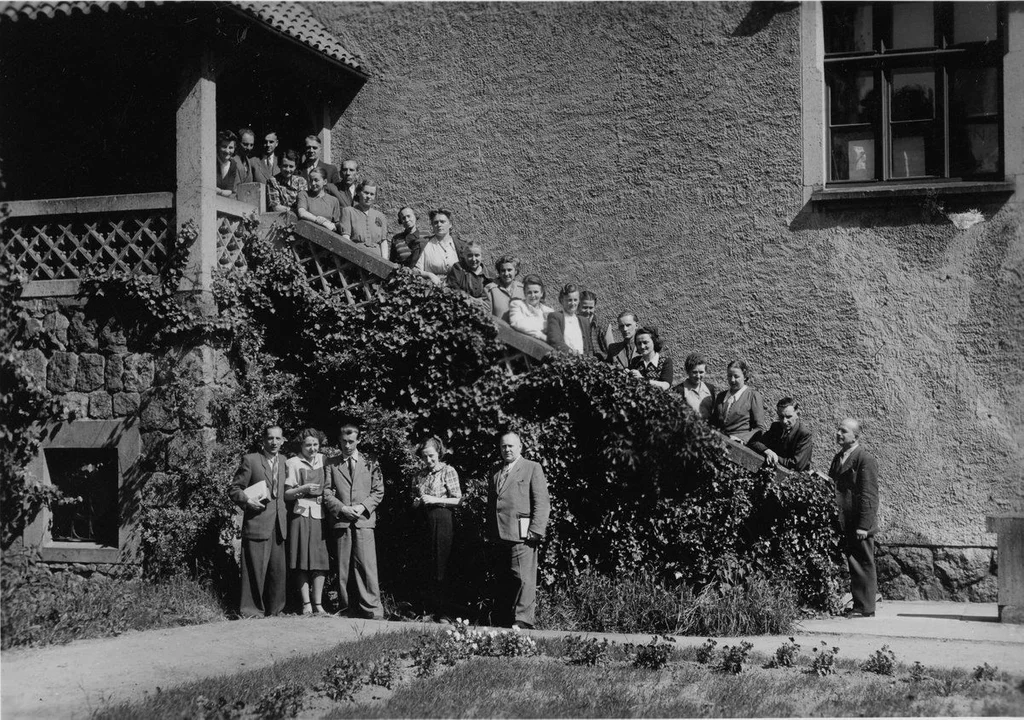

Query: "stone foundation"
left=878, top=544, right=998, bottom=602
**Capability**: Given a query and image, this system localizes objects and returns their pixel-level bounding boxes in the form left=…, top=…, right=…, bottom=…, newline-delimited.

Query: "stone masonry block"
left=47, top=352, right=79, bottom=393
left=68, top=312, right=99, bottom=350
left=99, top=320, right=127, bottom=351
left=88, top=391, right=112, bottom=419
left=63, top=391, right=89, bottom=419
left=140, top=390, right=179, bottom=432
left=934, top=547, right=994, bottom=590
left=123, top=354, right=155, bottom=392
left=18, top=348, right=47, bottom=386
left=76, top=353, right=105, bottom=392
left=179, top=386, right=214, bottom=429
left=112, top=391, right=141, bottom=417
left=966, top=575, right=998, bottom=603
left=42, top=311, right=69, bottom=347
left=105, top=353, right=125, bottom=391
left=891, top=546, right=935, bottom=583
left=24, top=316, right=42, bottom=341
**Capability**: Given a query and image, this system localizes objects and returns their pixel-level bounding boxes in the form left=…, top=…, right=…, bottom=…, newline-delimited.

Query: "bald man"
left=829, top=418, right=879, bottom=618
left=487, top=431, right=550, bottom=629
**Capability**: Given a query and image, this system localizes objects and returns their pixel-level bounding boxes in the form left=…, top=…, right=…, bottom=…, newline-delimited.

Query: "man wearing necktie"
left=228, top=424, right=289, bottom=618
left=323, top=420, right=385, bottom=619
left=829, top=418, right=879, bottom=618
left=749, top=397, right=814, bottom=472
left=487, top=431, right=550, bottom=629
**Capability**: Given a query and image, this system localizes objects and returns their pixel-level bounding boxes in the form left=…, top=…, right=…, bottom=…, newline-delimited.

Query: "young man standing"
left=606, top=312, right=640, bottom=369
left=323, top=421, right=385, bottom=619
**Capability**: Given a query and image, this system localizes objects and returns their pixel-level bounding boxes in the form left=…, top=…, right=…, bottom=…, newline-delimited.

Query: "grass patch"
left=537, top=570, right=800, bottom=636
left=1, top=564, right=226, bottom=649
left=94, top=629, right=1024, bottom=719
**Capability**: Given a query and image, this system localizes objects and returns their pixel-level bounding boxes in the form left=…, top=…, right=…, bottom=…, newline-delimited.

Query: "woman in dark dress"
left=629, top=326, right=673, bottom=390
left=412, top=436, right=462, bottom=621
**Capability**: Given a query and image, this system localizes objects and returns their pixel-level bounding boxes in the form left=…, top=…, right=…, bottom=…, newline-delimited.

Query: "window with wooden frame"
left=824, top=2, right=1005, bottom=185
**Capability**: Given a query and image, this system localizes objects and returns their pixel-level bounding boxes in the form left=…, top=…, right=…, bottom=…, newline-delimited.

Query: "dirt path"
left=2, top=602, right=1022, bottom=719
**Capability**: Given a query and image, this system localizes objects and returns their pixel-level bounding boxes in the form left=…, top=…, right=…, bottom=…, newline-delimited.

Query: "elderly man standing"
left=750, top=397, right=814, bottom=471
left=829, top=418, right=879, bottom=618
left=488, top=431, right=549, bottom=629
left=299, top=135, right=342, bottom=187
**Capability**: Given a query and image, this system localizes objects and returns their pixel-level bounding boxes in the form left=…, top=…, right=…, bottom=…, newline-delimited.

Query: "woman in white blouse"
left=546, top=283, right=594, bottom=356
left=284, top=428, right=330, bottom=615
left=508, top=274, right=554, bottom=341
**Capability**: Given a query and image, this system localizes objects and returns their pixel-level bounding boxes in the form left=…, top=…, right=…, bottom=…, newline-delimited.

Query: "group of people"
left=221, top=130, right=879, bottom=620
left=229, top=423, right=549, bottom=629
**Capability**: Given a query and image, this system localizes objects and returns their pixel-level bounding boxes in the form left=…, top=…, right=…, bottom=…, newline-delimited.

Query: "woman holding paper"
left=284, top=428, right=330, bottom=614
left=412, top=436, right=462, bottom=622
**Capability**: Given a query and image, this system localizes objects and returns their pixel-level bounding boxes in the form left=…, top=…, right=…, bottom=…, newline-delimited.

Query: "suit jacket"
left=228, top=452, right=288, bottom=541
left=710, top=387, right=768, bottom=443
left=829, top=445, right=879, bottom=536
left=322, top=451, right=385, bottom=530
left=488, top=458, right=550, bottom=543
left=446, top=263, right=494, bottom=299
left=326, top=182, right=354, bottom=210
left=749, top=420, right=814, bottom=471
left=606, top=338, right=638, bottom=370
left=250, top=155, right=279, bottom=185
left=299, top=160, right=343, bottom=187
left=546, top=312, right=595, bottom=356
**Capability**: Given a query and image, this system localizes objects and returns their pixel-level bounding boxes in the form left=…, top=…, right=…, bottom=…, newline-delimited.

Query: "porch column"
left=320, top=104, right=333, bottom=164
left=175, top=46, right=218, bottom=314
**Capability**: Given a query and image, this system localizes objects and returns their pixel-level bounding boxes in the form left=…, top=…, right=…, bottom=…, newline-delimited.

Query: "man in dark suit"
left=249, top=130, right=280, bottom=186
left=488, top=431, right=550, bottom=629
left=323, top=420, right=385, bottom=619
left=829, top=418, right=879, bottom=618
left=228, top=424, right=289, bottom=618
left=606, top=311, right=639, bottom=369
left=749, top=397, right=814, bottom=471
left=299, top=135, right=342, bottom=188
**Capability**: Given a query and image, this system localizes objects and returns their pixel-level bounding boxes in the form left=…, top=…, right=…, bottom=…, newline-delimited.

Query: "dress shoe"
left=511, top=621, right=534, bottom=630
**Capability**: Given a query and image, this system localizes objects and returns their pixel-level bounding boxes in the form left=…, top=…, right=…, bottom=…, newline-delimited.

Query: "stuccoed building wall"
left=312, top=2, right=1023, bottom=600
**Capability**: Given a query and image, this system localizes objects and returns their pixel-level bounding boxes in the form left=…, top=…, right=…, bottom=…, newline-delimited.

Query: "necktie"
left=347, top=457, right=355, bottom=479
left=268, top=456, right=277, bottom=497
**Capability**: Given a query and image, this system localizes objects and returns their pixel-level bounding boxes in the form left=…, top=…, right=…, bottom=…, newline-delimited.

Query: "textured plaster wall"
left=312, top=2, right=1023, bottom=548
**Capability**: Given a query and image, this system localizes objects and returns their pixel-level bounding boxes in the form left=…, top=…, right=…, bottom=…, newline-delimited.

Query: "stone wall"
left=15, top=296, right=236, bottom=564
left=310, top=1, right=1023, bottom=598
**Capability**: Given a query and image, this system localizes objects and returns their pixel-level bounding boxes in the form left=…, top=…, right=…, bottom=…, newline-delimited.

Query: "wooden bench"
left=987, top=514, right=1024, bottom=623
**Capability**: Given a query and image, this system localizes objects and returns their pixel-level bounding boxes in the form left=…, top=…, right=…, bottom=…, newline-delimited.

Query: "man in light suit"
left=323, top=420, right=385, bottom=619
left=829, top=418, right=879, bottom=618
left=749, top=397, right=814, bottom=472
left=487, top=431, right=550, bottom=629
left=228, top=424, right=289, bottom=618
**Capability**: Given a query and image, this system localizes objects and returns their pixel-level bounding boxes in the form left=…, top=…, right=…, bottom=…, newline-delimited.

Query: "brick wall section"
left=310, top=2, right=1022, bottom=599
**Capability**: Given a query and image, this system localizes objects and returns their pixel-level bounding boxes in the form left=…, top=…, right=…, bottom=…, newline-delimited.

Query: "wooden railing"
left=2, top=192, right=174, bottom=297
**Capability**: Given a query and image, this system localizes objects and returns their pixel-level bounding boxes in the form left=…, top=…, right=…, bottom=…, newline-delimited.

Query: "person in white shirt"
left=283, top=428, right=330, bottom=615
left=414, top=209, right=460, bottom=285
left=546, top=283, right=593, bottom=356
left=509, top=274, right=554, bottom=341
left=676, top=352, right=717, bottom=419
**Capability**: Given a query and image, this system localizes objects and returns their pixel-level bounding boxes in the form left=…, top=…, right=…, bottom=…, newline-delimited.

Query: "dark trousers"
left=491, top=540, right=538, bottom=627
left=424, top=507, right=454, bottom=615
left=331, top=526, right=382, bottom=618
left=844, top=534, right=877, bottom=614
left=239, top=535, right=287, bottom=618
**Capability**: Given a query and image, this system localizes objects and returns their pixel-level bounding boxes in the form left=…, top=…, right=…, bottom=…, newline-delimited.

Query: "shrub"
left=192, top=695, right=246, bottom=720
left=973, top=663, right=998, bottom=681
left=564, top=635, right=612, bottom=666
left=630, top=637, right=674, bottom=670
left=862, top=645, right=897, bottom=675
left=765, top=637, right=801, bottom=668
left=252, top=683, right=305, bottom=720
left=696, top=639, right=718, bottom=665
left=718, top=641, right=753, bottom=674
left=810, top=641, right=839, bottom=676
left=318, top=657, right=366, bottom=702
left=909, top=661, right=927, bottom=682
left=367, top=653, right=400, bottom=689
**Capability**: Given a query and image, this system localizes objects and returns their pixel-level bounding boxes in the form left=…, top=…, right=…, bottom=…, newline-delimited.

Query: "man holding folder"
left=228, top=424, right=289, bottom=618
left=488, top=431, right=550, bottom=629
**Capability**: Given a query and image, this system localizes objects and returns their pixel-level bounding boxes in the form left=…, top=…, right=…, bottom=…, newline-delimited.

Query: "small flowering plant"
left=408, top=619, right=537, bottom=676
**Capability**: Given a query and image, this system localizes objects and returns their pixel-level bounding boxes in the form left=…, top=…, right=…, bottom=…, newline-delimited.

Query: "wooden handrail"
left=4, top=192, right=174, bottom=217
left=290, top=218, right=397, bottom=279
left=214, top=194, right=261, bottom=218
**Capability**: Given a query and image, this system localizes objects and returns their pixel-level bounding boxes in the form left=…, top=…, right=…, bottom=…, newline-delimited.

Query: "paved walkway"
left=2, top=601, right=1022, bottom=719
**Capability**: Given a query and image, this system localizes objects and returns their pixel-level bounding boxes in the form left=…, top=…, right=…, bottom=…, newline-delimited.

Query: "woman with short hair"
left=487, top=254, right=525, bottom=322
left=509, top=274, right=554, bottom=341
left=414, top=209, right=460, bottom=285
left=629, top=326, right=673, bottom=389
left=339, top=179, right=389, bottom=258
left=284, top=428, right=330, bottom=615
left=677, top=352, right=717, bottom=420
left=412, top=436, right=462, bottom=621
left=710, top=359, right=768, bottom=443
left=266, top=149, right=307, bottom=212
left=216, top=130, right=240, bottom=197
left=296, top=167, right=341, bottom=232
left=546, top=283, right=594, bottom=356
left=390, top=206, right=423, bottom=266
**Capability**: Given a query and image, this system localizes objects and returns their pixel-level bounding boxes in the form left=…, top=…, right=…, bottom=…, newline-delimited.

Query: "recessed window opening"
left=45, top=448, right=119, bottom=547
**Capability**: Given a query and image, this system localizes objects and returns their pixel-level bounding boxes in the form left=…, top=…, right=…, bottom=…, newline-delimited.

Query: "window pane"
left=891, top=69, right=935, bottom=121
left=891, top=123, right=940, bottom=178
left=824, top=3, right=874, bottom=53
left=831, top=129, right=876, bottom=182
left=46, top=448, right=119, bottom=547
left=951, top=122, right=1000, bottom=176
left=829, top=71, right=877, bottom=125
left=951, top=67, right=999, bottom=118
left=953, top=2, right=998, bottom=44
left=892, top=3, right=935, bottom=49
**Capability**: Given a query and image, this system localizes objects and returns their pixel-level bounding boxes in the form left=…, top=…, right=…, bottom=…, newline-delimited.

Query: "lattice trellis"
left=289, top=236, right=382, bottom=307
left=1, top=211, right=171, bottom=280
left=498, top=347, right=539, bottom=376
left=216, top=213, right=249, bottom=274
